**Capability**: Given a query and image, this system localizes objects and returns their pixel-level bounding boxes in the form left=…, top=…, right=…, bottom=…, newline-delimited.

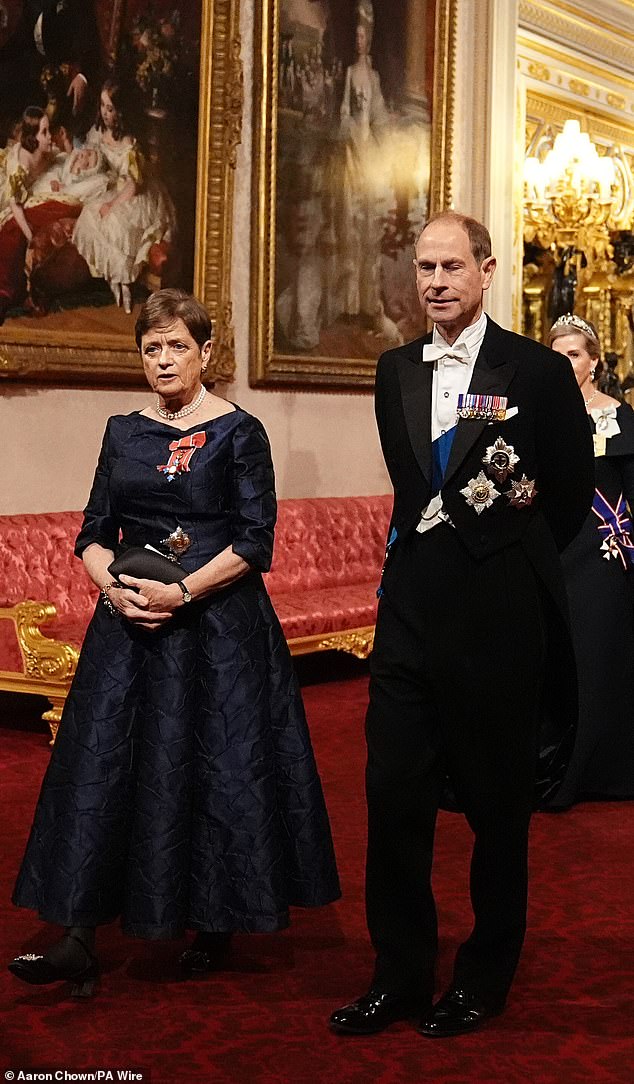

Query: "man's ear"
left=481, top=256, right=497, bottom=291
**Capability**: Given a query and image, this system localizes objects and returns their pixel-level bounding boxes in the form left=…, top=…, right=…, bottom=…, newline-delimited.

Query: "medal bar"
left=457, top=393, right=508, bottom=421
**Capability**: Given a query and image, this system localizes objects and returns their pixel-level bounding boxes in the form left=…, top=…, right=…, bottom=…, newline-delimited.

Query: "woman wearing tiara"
left=544, top=313, right=634, bottom=808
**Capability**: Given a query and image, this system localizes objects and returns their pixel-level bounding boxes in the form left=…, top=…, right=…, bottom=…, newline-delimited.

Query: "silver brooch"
left=507, top=475, right=538, bottom=508
left=460, top=471, right=500, bottom=515
left=482, top=436, right=519, bottom=483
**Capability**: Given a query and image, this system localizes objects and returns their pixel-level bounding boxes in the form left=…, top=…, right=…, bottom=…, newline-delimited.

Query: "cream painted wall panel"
left=0, top=388, right=148, bottom=514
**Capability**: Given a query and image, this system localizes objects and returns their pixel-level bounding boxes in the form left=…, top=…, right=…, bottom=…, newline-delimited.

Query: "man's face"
left=414, top=220, right=496, bottom=341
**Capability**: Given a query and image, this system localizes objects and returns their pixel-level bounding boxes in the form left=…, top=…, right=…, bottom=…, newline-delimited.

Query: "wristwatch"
left=177, top=581, right=192, bottom=603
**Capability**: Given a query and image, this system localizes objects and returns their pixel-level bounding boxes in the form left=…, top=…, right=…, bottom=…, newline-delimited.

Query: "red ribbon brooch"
left=157, top=431, right=206, bottom=481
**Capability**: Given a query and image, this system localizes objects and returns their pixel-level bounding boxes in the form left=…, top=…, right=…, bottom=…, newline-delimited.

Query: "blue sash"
left=431, top=425, right=457, bottom=497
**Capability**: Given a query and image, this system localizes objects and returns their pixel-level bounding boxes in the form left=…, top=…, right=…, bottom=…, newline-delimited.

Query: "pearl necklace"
left=584, top=389, right=599, bottom=408
left=156, top=384, right=206, bottom=420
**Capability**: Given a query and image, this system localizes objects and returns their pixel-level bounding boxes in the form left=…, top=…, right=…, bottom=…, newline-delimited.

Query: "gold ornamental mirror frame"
left=0, top=0, right=241, bottom=387
left=250, top=0, right=456, bottom=391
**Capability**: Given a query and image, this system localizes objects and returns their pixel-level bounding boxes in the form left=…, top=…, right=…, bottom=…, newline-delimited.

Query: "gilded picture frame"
left=250, top=0, right=456, bottom=390
left=0, top=0, right=241, bottom=387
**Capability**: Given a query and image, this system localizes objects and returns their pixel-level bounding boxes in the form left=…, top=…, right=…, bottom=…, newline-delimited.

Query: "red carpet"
left=1, top=673, right=633, bottom=1083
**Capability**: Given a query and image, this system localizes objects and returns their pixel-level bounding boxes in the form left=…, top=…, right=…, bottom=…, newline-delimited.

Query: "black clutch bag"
left=108, top=546, right=184, bottom=584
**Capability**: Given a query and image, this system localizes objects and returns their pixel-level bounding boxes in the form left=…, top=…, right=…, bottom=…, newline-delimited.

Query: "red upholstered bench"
left=0, top=496, right=392, bottom=738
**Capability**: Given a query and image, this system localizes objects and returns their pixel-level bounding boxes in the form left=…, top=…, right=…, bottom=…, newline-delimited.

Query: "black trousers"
left=366, top=524, right=545, bottom=1008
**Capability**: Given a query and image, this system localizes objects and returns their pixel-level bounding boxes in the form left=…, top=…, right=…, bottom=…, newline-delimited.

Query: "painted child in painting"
left=73, top=78, right=175, bottom=314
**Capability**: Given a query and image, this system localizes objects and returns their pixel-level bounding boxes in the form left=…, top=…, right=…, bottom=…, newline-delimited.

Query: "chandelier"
left=523, top=119, right=617, bottom=273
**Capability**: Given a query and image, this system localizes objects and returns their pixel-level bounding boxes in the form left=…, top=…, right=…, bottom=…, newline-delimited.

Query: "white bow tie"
left=422, top=341, right=470, bottom=364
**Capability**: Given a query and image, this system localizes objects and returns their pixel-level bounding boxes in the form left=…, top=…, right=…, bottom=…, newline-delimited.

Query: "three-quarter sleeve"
left=74, top=419, right=120, bottom=558
left=230, top=416, right=277, bottom=572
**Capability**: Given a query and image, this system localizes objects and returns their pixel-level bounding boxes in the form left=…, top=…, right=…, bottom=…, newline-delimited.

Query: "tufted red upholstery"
left=0, top=496, right=393, bottom=672
left=265, top=496, right=392, bottom=638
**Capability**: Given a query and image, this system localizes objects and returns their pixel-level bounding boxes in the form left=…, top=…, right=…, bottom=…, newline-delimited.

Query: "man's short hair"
left=418, top=212, right=492, bottom=266
left=135, top=289, right=212, bottom=351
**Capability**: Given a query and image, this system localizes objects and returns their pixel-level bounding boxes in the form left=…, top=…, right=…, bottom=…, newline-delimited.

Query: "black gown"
left=13, top=408, right=340, bottom=938
left=546, top=402, right=634, bottom=808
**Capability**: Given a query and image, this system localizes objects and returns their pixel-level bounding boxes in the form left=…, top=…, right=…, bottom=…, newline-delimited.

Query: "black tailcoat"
left=374, top=316, right=595, bottom=801
left=365, top=316, right=595, bottom=1004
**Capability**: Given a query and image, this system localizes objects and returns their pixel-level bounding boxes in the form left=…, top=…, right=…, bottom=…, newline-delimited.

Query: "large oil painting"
left=251, top=0, right=455, bottom=388
left=0, top=0, right=240, bottom=385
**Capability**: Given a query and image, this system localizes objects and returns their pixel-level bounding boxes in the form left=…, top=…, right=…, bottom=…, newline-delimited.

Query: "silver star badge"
left=460, top=471, right=500, bottom=515
left=507, top=475, right=537, bottom=508
left=482, top=436, right=519, bottom=483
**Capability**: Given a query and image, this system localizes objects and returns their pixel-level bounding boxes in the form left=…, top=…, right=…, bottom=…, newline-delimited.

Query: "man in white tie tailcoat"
left=331, top=212, right=594, bottom=1038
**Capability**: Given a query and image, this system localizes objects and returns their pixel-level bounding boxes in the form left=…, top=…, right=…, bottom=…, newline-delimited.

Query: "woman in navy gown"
left=10, top=289, right=340, bottom=995
left=544, top=313, right=634, bottom=808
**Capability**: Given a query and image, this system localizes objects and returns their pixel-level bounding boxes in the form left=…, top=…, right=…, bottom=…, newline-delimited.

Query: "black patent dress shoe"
left=418, top=987, right=502, bottom=1037
left=330, top=990, right=417, bottom=1034
left=8, top=936, right=99, bottom=998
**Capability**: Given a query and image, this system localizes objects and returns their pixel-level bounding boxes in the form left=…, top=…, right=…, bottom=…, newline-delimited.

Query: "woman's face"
left=355, top=24, right=369, bottom=57
left=141, top=317, right=212, bottom=402
left=551, top=332, right=596, bottom=387
left=100, top=90, right=118, bottom=130
left=36, top=114, right=52, bottom=155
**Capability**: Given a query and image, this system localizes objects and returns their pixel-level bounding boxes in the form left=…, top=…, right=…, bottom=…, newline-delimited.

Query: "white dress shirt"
left=417, top=311, right=488, bottom=534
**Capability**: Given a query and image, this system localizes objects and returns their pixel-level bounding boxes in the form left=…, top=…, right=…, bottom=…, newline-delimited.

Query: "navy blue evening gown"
left=13, top=407, right=340, bottom=938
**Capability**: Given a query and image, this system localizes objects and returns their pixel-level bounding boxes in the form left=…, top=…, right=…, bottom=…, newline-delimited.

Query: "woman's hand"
left=99, top=200, right=114, bottom=219
left=114, top=575, right=184, bottom=629
left=107, top=576, right=181, bottom=630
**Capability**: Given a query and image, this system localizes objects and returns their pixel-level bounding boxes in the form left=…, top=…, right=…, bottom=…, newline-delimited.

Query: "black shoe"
left=8, top=934, right=99, bottom=998
left=418, top=987, right=502, bottom=1037
left=179, top=932, right=232, bottom=975
left=330, top=990, right=418, bottom=1035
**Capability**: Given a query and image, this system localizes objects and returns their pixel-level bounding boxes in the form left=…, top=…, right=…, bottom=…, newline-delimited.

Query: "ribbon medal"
left=507, top=475, right=538, bottom=508
left=457, top=393, right=508, bottom=421
left=460, top=471, right=500, bottom=515
left=157, top=431, right=207, bottom=481
left=482, top=436, right=519, bottom=483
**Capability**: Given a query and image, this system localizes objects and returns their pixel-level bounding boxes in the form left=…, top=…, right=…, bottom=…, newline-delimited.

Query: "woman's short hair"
left=20, top=107, right=45, bottom=153
left=548, top=313, right=601, bottom=360
left=135, top=289, right=213, bottom=351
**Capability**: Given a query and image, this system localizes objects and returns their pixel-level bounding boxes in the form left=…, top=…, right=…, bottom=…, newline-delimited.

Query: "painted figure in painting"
left=274, top=0, right=430, bottom=362
left=73, top=78, right=176, bottom=314
left=0, top=106, right=83, bottom=322
left=0, top=0, right=101, bottom=145
left=337, top=0, right=401, bottom=344
left=0, top=3, right=201, bottom=327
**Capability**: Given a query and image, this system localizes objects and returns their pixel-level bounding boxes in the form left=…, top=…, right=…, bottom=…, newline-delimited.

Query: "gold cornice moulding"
left=519, top=0, right=634, bottom=74
left=528, top=61, right=551, bottom=83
